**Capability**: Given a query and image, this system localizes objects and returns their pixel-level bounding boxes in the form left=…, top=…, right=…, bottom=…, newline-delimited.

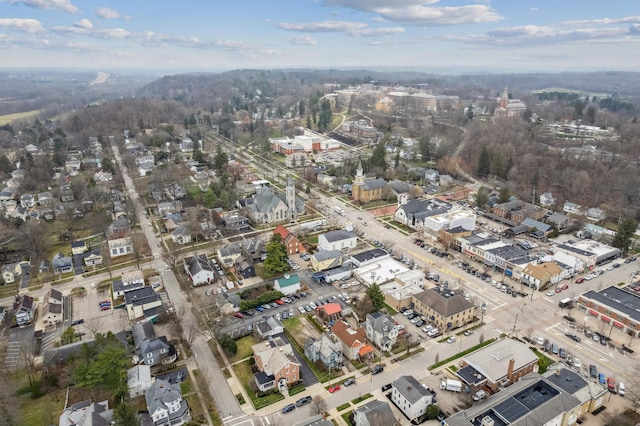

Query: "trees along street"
left=111, top=141, right=243, bottom=419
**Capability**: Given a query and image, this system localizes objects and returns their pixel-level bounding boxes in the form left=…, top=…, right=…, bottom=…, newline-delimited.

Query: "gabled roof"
left=360, top=178, right=387, bottom=191
left=185, top=254, right=214, bottom=276
left=354, top=400, right=396, bottom=426
left=322, top=229, right=356, bottom=243
left=392, top=375, right=431, bottom=403
left=50, top=288, right=63, bottom=302
left=312, top=250, right=343, bottom=262
left=273, top=224, right=291, bottom=240
left=332, top=320, right=367, bottom=348
left=317, top=303, right=342, bottom=316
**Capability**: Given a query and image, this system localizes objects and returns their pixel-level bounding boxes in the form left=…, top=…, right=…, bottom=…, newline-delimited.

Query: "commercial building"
left=578, top=286, right=640, bottom=337
left=412, top=288, right=475, bottom=332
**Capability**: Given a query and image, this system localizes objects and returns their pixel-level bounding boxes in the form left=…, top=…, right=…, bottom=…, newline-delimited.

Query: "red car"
left=607, top=377, right=616, bottom=392
left=560, top=284, right=569, bottom=290
left=575, top=277, right=585, bottom=284
left=328, top=385, right=341, bottom=393
left=233, top=312, right=244, bottom=318
left=274, top=299, right=285, bottom=305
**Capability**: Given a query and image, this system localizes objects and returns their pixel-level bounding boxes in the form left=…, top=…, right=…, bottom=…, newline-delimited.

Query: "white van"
left=618, top=382, right=625, bottom=396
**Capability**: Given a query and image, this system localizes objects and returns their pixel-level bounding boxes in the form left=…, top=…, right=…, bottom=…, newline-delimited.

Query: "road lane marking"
left=492, top=303, right=507, bottom=311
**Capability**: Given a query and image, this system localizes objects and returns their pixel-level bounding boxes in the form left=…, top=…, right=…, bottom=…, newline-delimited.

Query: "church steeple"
left=354, top=160, right=365, bottom=185
left=286, top=176, right=296, bottom=219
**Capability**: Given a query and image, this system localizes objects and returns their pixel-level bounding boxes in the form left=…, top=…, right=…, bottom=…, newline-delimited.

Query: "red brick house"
left=273, top=225, right=306, bottom=256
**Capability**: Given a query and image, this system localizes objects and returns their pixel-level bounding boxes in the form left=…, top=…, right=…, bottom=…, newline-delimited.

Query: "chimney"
left=507, top=358, right=515, bottom=383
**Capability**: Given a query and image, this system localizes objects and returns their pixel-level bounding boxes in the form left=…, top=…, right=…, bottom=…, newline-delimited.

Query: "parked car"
left=282, top=404, right=296, bottom=414
left=371, top=365, right=384, bottom=375
left=551, top=343, right=559, bottom=355
left=589, top=365, right=598, bottom=378
left=472, top=390, right=487, bottom=401
left=607, top=377, right=616, bottom=393
left=598, top=373, right=606, bottom=384
left=295, top=396, right=312, bottom=407
left=546, top=290, right=556, bottom=297
left=559, top=348, right=566, bottom=358
left=575, top=277, right=585, bottom=284
left=328, top=385, right=341, bottom=393
left=343, top=378, right=356, bottom=386
left=381, top=383, right=392, bottom=392
left=447, top=336, right=457, bottom=344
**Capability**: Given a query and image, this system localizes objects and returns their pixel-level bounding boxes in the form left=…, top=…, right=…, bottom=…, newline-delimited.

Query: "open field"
left=0, top=109, right=42, bottom=125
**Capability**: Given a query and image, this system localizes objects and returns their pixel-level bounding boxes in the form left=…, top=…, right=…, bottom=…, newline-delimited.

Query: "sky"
left=0, top=0, right=639, bottom=73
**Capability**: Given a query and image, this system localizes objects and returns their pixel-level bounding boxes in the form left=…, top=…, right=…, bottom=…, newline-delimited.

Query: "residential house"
left=394, top=196, right=451, bottom=230
left=60, top=188, right=75, bottom=202
left=108, top=237, right=133, bottom=258
left=539, top=192, right=556, bottom=207
left=20, top=193, right=35, bottom=209
left=391, top=376, right=433, bottom=422
left=310, top=250, right=344, bottom=272
left=171, top=227, right=192, bottom=245
left=521, top=262, right=562, bottom=291
left=58, top=400, right=113, bottom=426
left=52, top=253, right=73, bottom=274
left=235, top=256, right=255, bottom=279
left=273, top=225, right=306, bottom=255
left=241, top=237, right=266, bottom=263
left=331, top=320, right=374, bottom=361
left=37, top=191, right=53, bottom=207
left=217, top=243, right=242, bottom=268
left=412, top=289, right=475, bottom=332
left=365, top=312, right=400, bottom=351
left=14, top=294, right=35, bottom=325
left=318, top=230, right=357, bottom=252
left=158, top=201, right=183, bottom=217
left=353, top=400, right=397, bottom=426
left=456, top=338, right=539, bottom=393
left=42, top=288, right=63, bottom=326
left=285, top=152, right=310, bottom=168
left=83, top=252, right=103, bottom=268
left=71, top=240, right=88, bottom=255
left=145, top=379, right=190, bottom=426
left=183, top=254, right=216, bottom=286
left=316, top=303, right=342, bottom=323
left=492, top=200, right=525, bottom=219
left=424, top=169, right=439, bottom=183
left=132, top=320, right=177, bottom=366
left=252, top=337, right=301, bottom=392
left=125, top=287, right=163, bottom=321
left=223, top=214, right=250, bottom=233
left=563, top=201, right=582, bottom=215
left=113, top=270, right=146, bottom=298
left=547, top=212, right=570, bottom=230
left=274, top=273, right=300, bottom=295
left=304, top=334, right=343, bottom=370
left=352, top=160, right=390, bottom=204
left=316, top=173, right=337, bottom=189
left=2, top=262, right=21, bottom=284
left=128, top=364, right=154, bottom=398
left=586, top=207, right=606, bottom=222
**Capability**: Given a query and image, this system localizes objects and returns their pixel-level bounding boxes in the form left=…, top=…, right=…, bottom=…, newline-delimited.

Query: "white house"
left=274, top=273, right=300, bottom=295
left=183, top=254, right=216, bottom=286
left=539, top=192, right=556, bottom=207
left=391, top=376, right=433, bottom=421
left=171, top=227, right=192, bottom=245
left=108, top=237, right=133, bottom=258
left=42, top=288, right=63, bottom=326
left=145, top=379, right=190, bottom=426
left=317, top=230, right=357, bottom=252
left=365, top=312, right=400, bottom=351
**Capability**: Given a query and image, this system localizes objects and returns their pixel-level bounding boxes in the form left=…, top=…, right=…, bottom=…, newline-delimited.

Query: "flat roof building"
left=579, top=286, right=640, bottom=337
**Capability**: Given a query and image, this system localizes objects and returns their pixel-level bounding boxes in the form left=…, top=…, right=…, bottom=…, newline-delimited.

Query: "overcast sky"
left=0, top=0, right=639, bottom=73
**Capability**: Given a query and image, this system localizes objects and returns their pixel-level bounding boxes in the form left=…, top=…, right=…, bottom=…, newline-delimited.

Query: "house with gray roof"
left=125, top=287, right=163, bottom=321
left=241, top=178, right=304, bottom=224
left=132, top=320, right=177, bottom=367
left=241, top=237, right=266, bottom=263
left=391, top=375, right=433, bottom=421
left=318, top=230, right=357, bottom=251
left=353, top=400, right=397, bottom=426
left=412, top=288, right=475, bottom=333
left=58, top=399, right=113, bottom=426
left=394, top=197, right=451, bottom=229
left=547, top=212, right=570, bottom=230
left=14, top=294, right=35, bottom=326
left=217, top=242, right=242, bottom=267
left=365, top=312, right=400, bottom=351
left=304, top=333, right=343, bottom=370
left=42, top=288, right=63, bottom=326
left=52, top=252, right=73, bottom=274
left=127, top=364, right=153, bottom=398
left=145, top=379, right=190, bottom=426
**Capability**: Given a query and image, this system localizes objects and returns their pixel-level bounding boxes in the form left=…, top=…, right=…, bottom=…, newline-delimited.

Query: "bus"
left=558, top=298, right=573, bottom=309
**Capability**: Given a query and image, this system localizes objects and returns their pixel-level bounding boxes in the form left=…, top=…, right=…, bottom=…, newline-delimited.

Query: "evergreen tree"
left=394, top=151, right=400, bottom=168
left=612, top=217, right=637, bottom=254
left=264, top=233, right=289, bottom=274
left=475, top=187, right=490, bottom=210
left=419, top=137, right=432, bottom=162
left=114, top=401, right=140, bottom=426
left=477, top=146, right=491, bottom=176
left=213, top=145, right=228, bottom=172
left=366, top=283, right=385, bottom=311
left=298, top=100, right=305, bottom=117
left=369, top=140, right=387, bottom=173
left=498, top=187, right=511, bottom=203
left=306, top=115, right=312, bottom=129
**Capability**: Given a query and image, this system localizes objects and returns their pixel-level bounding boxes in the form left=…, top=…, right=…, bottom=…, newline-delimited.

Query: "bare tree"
left=86, top=318, right=102, bottom=338
left=309, top=395, right=328, bottom=415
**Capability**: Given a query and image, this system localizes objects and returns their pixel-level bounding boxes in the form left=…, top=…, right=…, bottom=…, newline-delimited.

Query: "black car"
left=589, top=365, right=598, bottom=378
left=371, top=365, right=384, bottom=375
left=295, top=396, right=312, bottom=407
left=282, top=404, right=296, bottom=414
left=381, top=383, right=392, bottom=392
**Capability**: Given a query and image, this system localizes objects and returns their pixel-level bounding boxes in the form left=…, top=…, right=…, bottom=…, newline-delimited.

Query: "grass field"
left=229, top=335, right=257, bottom=364
left=0, top=109, right=42, bottom=126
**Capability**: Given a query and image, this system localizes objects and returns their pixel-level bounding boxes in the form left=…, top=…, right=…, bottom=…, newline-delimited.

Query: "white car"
left=447, top=336, right=456, bottom=344
left=546, top=290, right=556, bottom=297
left=297, top=306, right=306, bottom=314
left=403, top=309, right=414, bottom=316
left=573, top=358, right=581, bottom=369
left=340, top=283, right=351, bottom=289
left=90, top=282, right=97, bottom=288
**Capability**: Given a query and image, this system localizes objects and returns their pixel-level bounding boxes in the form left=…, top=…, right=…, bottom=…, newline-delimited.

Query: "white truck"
left=332, top=205, right=346, bottom=216
left=440, top=379, right=463, bottom=392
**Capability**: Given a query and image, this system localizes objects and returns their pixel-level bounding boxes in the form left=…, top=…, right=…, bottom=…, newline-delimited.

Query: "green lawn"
left=428, top=338, right=497, bottom=370
left=531, top=348, right=554, bottom=374
left=229, top=335, right=257, bottom=364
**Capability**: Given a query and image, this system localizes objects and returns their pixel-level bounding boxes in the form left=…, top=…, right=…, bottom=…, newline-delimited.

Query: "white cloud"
left=353, top=27, right=404, bottom=36
left=0, top=18, right=44, bottom=33
left=561, top=16, right=640, bottom=26
left=284, top=35, right=318, bottom=45
left=323, top=0, right=437, bottom=11
left=0, top=0, right=79, bottom=13
left=278, top=20, right=367, bottom=33
left=95, top=7, right=129, bottom=20
left=74, top=18, right=92, bottom=29
left=52, top=25, right=131, bottom=39
left=375, top=5, right=503, bottom=26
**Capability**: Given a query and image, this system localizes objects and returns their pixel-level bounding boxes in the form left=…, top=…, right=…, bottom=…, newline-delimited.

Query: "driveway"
left=72, top=254, right=85, bottom=275
left=275, top=332, right=318, bottom=387
left=20, top=264, right=30, bottom=289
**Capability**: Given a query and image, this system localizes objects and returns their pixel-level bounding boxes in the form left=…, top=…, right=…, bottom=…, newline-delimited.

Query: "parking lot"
left=70, top=289, right=128, bottom=339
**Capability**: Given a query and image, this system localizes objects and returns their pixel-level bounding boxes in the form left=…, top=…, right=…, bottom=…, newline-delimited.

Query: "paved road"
left=111, top=140, right=243, bottom=420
